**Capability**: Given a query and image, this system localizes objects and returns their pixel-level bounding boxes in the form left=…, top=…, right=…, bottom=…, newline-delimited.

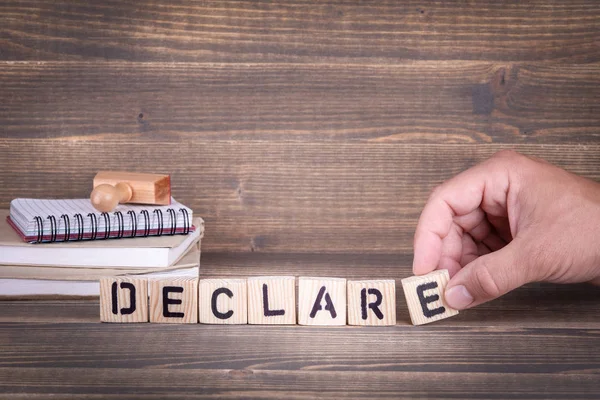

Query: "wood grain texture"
left=1, top=0, right=599, bottom=63
left=402, top=270, right=459, bottom=326
left=2, top=140, right=599, bottom=253
left=198, top=278, right=248, bottom=324
left=1, top=62, right=599, bottom=143
left=4, top=319, right=600, bottom=372
left=247, top=276, right=296, bottom=325
left=6, top=260, right=600, bottom=329
left=1, top=309, right=600, bottom=398
left=347, top=279, right=396, bottom=326
left=2, top=0, right=600, bottom=397
left=99, top=277, right=148, bottom=323
left=1, top=368, right=600, bottom=399
left=298, top=277, right=346, bottom=325
left=148, top=277, right=198, bottom=324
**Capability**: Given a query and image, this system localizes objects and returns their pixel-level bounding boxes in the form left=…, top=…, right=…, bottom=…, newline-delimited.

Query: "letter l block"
left=401, top=270, right=458, bottom=325
left=247, top=276, right=296, bottom=324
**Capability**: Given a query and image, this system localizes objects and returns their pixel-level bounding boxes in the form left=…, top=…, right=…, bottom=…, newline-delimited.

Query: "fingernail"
left=445, top=285, right=474, bottom=309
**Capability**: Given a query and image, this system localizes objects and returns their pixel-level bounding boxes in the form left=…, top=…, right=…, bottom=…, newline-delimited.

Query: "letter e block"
left=198, top=279, right=247, bottom=324
left=149, top=277, right=199, bottom=323
left=248, top=276, right=296, bottom=325
left=100, top=276, right=148, bottom=323
left=401, top=270, right=458, bottom=325
left=347, top=280, right=396, bottom=326
left=298, top=277, right=346, bottom=326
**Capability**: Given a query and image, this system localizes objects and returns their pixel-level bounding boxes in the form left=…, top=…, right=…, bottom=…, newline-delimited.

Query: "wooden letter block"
left=100, top=276, right=148, bottom=323
left=298, top=277, right=346, bottom=326
left=347, top=280, right=396, bottom=326
left=149, top=277, right=199, bottom=324
left=198, top=279, right=247, bottom=324
left=401, top=270, right=458, bottom=325
left=247, top=276, right=296, bottom=325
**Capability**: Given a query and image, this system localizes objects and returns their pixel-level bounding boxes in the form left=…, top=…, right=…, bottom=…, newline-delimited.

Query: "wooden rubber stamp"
left=100, top=276, right=148, bottom=323
left=90, top=171, right=171, bottom=212
left=298, top=277, right=346, bottom=326
left=149, top=277, right=199, bottom=324
left=198, top=278, right=248, bottom=324
left=247, top=276, right=296, bottom=325
left=347, top=279, right=396, bottom=326
left=401, top=270, right=458, bottom=325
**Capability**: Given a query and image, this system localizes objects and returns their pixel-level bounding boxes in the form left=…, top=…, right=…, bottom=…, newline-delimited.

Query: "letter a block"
left=100, top=276, right=148, bottom=323
left=198, top=279, right=248, bottom=324
left=298, top=277, right=346, bottom=325
left=247, top=276, right=296, bottom=325
left=149, top=277, right=199, bottom=323
left=347, top=280, right=396, bottom=326
left=401, top=270, right=458, bottom=325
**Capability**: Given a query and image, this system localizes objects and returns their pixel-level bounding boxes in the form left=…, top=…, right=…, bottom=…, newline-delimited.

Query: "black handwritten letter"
left=416, top=281, right=445, bottom=318
left=111, top=281, right=136, bottom=315
left=211, top=287, right=234, bottom=320
left=361, top=288, right=384, bottom=320
left=162, top=286, right=184, bottom=318
left=309, top=286, right=337, bottom=319
left=262, top=284, right=285, bottom=317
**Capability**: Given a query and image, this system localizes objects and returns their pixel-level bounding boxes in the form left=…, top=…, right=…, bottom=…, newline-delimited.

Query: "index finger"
left=412, top=154, right=512, bottom=276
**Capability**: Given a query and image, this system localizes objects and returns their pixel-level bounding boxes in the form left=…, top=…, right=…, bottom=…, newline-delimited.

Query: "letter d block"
left=401, top=270, right=458, bottom=326
left=347, top=280, right=396, bottom=326
left=199, top=279, right=248, bottom=324
left=248, top=276, right=296, bottom=325
left=298, top=277, right=346, bottom=326
left=149, top=277, right=199, bottom=323
left=100, top=277, right=148, bottom=323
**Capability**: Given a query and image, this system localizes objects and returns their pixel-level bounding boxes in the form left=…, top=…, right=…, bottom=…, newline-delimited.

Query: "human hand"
left=412, top=150, right=600, bottom=309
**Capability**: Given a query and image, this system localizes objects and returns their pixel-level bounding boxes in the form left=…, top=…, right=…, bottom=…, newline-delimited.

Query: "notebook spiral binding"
left=32, top=208, right=190, bottom=243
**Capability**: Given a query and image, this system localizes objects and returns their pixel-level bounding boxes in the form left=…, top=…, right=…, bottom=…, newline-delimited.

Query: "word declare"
left=100, top=270, right=459, bottom=326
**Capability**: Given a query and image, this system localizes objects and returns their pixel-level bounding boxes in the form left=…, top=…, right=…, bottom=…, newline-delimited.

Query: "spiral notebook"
left=8, top=198, right=194, bottom=244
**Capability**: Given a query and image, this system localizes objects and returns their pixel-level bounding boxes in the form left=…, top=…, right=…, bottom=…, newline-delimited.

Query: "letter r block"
left=198, top=279, right=248, bottom=324
left=247, top=276, right=296, bottom=325
left=401, top=270, right=458, bottom=325
left=100, top=276, right=148, bottom=323
left=149, top=277, right=199, bottom=324
left=347, top=280, right=396, bottom=326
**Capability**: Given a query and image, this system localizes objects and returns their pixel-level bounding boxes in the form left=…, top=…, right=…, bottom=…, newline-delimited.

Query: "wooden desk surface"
left=1, top=0, right=600, bottom=398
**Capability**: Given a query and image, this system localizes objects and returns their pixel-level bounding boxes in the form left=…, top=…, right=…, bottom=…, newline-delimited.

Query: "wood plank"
left=1, top=1, right=599, bottom=63
left=2, top=277, right=600, bottom=328
left=1, top=322, right=600, bottom=371
left=1, top=140, right=599, bottom=253
left=0, top=368, right=599, bottom=399
left=1, top=62, right=599, bottom=143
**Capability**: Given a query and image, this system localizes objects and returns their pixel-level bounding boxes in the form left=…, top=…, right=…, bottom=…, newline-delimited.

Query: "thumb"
left=444, top=242, right=532, bottom=309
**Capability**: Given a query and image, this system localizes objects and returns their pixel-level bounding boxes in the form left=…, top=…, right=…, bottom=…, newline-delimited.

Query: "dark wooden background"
left=1, top=1, right=600, bottom=398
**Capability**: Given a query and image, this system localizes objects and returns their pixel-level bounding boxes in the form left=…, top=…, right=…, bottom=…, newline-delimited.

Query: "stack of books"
left=0, top=198, right=204, bottom=297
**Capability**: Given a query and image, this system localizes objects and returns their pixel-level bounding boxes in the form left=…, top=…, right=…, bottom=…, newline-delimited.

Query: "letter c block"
left=198, top=279, right=248, bottom=324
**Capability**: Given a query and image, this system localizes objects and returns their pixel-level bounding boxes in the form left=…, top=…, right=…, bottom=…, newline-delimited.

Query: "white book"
left=0, top=267, right=200, bottom=297
left=0, top=210, right=204, bottom=268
